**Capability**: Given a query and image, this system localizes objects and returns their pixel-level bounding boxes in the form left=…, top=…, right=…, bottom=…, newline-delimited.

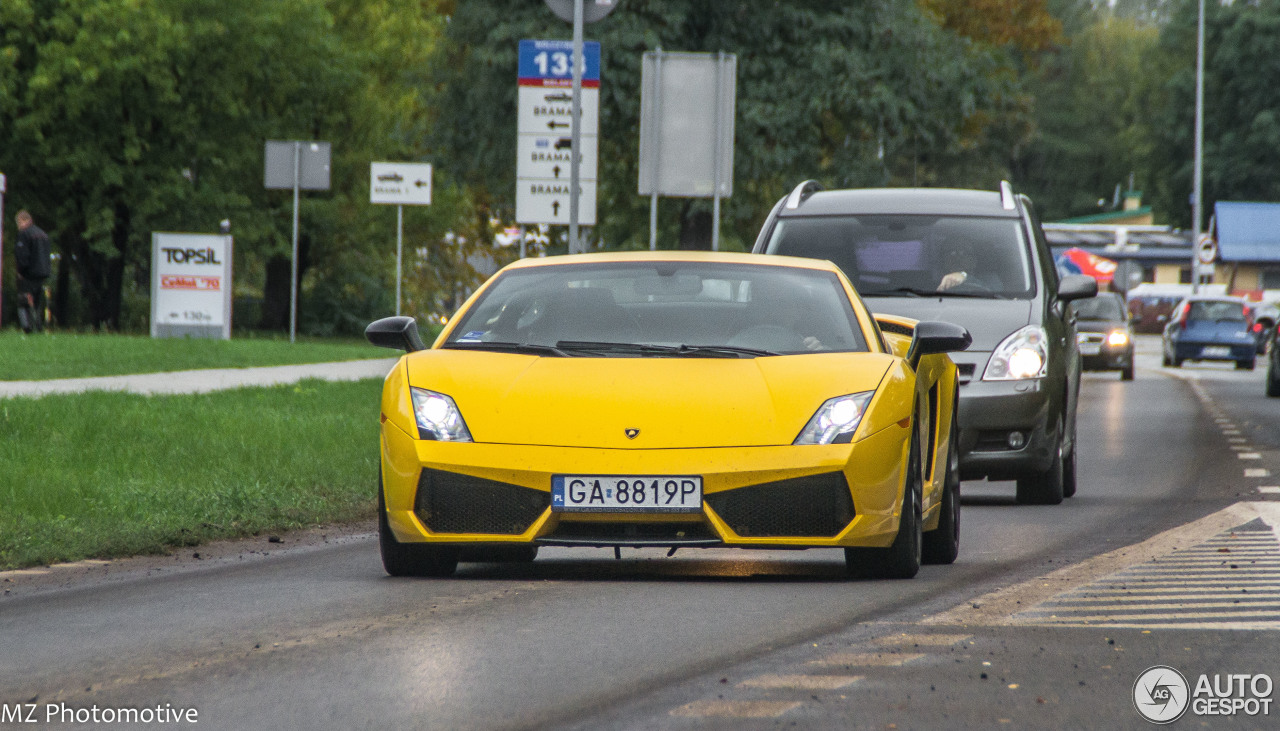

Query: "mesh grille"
left=542, top=522, right=716, bottom=544
left=706, top=473, right=854, bottom=538
left=414, top=469, right=549, bottom=535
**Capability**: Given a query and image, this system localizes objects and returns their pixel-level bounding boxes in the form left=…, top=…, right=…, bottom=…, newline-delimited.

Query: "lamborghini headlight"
left=410, top=388, right=472, bottom=442
left=794, top=392, right=874, bottom=445
left=983, top=326, right=1049, bottom=380
left=1106, top=330, right=1130, bottom=347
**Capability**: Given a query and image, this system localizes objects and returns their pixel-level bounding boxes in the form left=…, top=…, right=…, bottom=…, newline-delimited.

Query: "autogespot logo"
left=1134, top=665, right=1190, bottom=724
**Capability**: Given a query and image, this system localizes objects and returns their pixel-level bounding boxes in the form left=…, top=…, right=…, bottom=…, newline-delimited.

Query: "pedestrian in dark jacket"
left=14, top=210, right=52, bottom=333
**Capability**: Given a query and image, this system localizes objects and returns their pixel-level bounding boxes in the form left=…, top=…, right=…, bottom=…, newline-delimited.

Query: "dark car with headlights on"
left=1071, top=292, right=1134, bottom=380
left=753, top=181, right=1096, bottom=505
left=1161, top=296, right=1257, bottom=370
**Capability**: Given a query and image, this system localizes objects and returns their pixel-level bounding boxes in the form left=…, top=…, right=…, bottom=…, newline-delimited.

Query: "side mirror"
left=1057, top=274, right=1098, bottom=303
left=365, top=316, right=426, bottom=352
left=908, top=320, right=972, bottom=369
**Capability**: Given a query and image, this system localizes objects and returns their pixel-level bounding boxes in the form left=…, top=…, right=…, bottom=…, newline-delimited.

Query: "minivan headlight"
left=983, top=326, right=1049, bottom=380
left=410, top=388, right=473, bottom=442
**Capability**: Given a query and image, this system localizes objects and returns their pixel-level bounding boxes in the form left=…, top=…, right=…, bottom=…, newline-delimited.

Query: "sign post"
left=639, top=51, right=737, bottom=250
left=150, top=233, right=233, bottom=339
left=370, top=162, right=433, bottom=315
left=516, top=39, right=600, bottom=238
left=265, top=140, right=331, bottom=342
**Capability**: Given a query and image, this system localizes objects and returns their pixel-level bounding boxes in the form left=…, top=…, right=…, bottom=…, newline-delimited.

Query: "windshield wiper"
left=555, top=341, right=777, bottom=358
left=862, top=287, right=927, bottom=297
left=442, top=341, right=570, bottom=357
left=863, top=286, right=1008, bottom=300
left=674, top=344, right=778, bottom=358
left=555, top=340, right=679, bottom=355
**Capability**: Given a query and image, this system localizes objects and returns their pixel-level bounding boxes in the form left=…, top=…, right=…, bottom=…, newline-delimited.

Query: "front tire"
left=1121, top=362, right=1135, bottom=381
left=1016, top=422, right=1065, bottom=505
left=1266, top=360, right=1280, bottom=398
left=378, top=469, right=458, bottom=577
left=1237, top=358, right=1256, bottom=371
left=922, top=414, right=960, bottom=565
left=846, top=431, right=922, bottom=579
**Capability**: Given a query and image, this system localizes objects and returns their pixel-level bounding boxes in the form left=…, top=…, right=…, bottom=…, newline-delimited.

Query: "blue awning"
left=1215, top=202, right=1280, bottom=263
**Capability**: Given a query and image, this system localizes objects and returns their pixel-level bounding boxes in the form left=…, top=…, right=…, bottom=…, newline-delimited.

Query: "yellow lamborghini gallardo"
left=367, top=252, right=969, bottom=579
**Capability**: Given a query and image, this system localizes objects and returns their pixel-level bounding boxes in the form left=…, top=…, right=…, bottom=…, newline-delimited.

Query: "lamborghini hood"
left=403, top=350, right=897, bottom=449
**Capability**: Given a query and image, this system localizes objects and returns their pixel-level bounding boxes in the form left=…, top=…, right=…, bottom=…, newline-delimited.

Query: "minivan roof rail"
left=785, top=180, right=824, bottom=210
left=999, top=180, right=1017, bottom=210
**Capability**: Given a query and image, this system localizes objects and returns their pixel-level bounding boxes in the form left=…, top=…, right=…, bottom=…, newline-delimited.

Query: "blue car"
left=1162, top=296, right=1258, bottom=370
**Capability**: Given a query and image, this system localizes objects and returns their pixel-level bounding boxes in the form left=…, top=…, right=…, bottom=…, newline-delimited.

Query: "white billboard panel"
left=151, top=233, right=233, bottom=339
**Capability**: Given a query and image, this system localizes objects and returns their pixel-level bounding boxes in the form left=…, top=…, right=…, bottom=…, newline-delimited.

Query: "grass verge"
left=0, top=330, right=391, bottom=381
left=0, top=378, right=381, bottom=570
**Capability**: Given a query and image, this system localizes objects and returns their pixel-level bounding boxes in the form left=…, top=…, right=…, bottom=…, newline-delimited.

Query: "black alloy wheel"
left=846, top=429, right=923, bottom=579
left=378, top=468, right=459, bottom=577
left=922, top=411, right=960, bottom=565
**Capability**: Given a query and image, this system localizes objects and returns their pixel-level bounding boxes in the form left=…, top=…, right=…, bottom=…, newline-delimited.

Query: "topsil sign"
left=151, top=233, right=233, bottom=339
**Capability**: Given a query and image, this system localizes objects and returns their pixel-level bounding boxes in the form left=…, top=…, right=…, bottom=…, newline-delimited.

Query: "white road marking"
left=1238, top=453, right=1262, bottom=460
left=873, top=633, right=972, bottom=647
left=810, top=652, right=926, bottom=667
left=671, top=700, right=802, bottom=718
left=1247, top=469, right=1272, bottom=478
left=924, top=502, right=1280, bottom=630
left=738, top=674, right=862, bottom=690
left=1260, top=487, right=1280, bottom=494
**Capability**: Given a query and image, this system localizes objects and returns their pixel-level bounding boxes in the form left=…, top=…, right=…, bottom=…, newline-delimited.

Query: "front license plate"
left=1078, top=343, right=1101, bottom=356
left=551, top=475, right=703, bottom=513
left=1203, top=346, right=1231, bottom=358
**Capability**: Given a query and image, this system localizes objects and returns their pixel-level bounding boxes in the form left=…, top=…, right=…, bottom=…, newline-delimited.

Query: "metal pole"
left=569, top=0, right=584, bottom=255
left=290, top=141, right=300, bottom=343
left=1192, top=0, right=1205, bottom=294
left=519, top=225, right=527, bottom=259
left=649, top=50, right=663, bottom=251
left=395, top=204, right=404, bottom=316
left=711, top=52, right=723, bottom=252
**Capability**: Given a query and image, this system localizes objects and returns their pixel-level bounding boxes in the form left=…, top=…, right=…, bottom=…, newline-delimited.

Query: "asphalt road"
left=4, top=336, right=1279, bottom=729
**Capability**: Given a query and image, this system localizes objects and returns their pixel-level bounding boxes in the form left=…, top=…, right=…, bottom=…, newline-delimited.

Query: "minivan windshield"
left=765, top=215, right=1035, bottom=300
left=443, top=261, right=869, bottom=356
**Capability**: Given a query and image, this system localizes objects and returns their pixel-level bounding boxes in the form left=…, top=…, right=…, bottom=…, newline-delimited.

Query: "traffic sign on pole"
left=370, top=162, right=433, bottom=315
left=516, top=39, right=599, bottom=229
left=370, top=162, right=432, bottom=206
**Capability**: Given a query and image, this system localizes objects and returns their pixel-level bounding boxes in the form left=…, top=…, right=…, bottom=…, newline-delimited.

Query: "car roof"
left=500, top=250, right=844, bottom=273
left=778, top=187, right=1019, bottom=218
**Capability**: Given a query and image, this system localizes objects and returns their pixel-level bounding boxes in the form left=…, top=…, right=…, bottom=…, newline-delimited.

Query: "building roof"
left=1215, top=201, right=1280, bottom=263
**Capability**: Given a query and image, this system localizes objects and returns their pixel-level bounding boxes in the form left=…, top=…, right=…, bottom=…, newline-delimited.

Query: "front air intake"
left=706, top=472, right=855, bottom=538
left=414, top=469, right=549, bottom=535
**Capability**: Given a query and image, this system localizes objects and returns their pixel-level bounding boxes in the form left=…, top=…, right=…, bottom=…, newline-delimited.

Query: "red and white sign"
left=151, top=233, right=233, bottom=338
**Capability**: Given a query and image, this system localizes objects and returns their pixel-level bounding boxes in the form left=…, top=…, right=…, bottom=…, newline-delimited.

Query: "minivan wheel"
left=1015, top=426, right=1065, bottom=506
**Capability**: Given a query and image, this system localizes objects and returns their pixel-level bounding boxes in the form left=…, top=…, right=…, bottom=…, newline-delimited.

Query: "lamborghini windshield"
left=443, top=261, right=868, bottom=356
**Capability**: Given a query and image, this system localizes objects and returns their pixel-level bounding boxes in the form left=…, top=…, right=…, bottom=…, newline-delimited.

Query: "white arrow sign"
left=517, top=180, right=597, bottom=226
left=370, top=162, right=432, bottom=206
left=517, top=135, right=598, bottom=181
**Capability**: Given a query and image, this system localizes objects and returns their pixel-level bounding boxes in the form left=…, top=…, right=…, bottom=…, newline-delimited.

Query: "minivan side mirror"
left=1058, top=274, right=1098, bottom=303
left=365, top=316, right=426, bottom=352
left=908, top=320, right=972, bottom=370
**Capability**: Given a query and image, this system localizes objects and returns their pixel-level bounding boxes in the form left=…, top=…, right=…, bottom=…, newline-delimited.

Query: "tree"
left=1145, top=0, right=1280, bottom=228
left=1014, top=12, right=1165, bottom=220
left=430, top=1, right=1015, bottom=252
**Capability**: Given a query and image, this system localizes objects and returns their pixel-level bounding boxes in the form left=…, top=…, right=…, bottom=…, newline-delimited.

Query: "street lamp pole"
left=1192, top=0, right=1205, bottom=294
